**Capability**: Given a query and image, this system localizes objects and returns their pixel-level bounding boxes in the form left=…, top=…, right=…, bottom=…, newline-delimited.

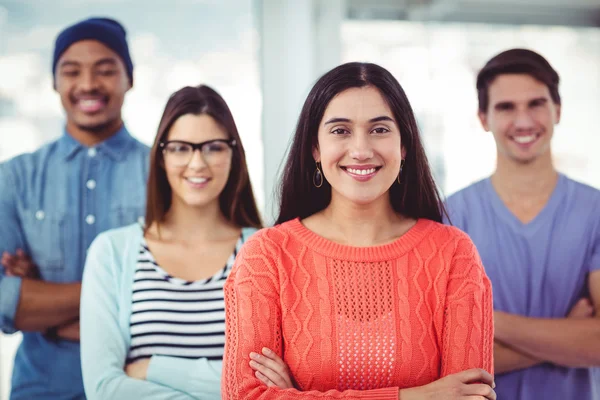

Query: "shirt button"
left=86, top=215, right=96, bottom=225
left=35, top=210, right=45, bottom=220
left=86, top=179, right=96, bottom=190
left=88, top=148, right=97, bottom=157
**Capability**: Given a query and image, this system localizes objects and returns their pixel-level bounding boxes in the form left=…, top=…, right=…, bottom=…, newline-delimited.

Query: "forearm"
left=146, top=356, right=221, bottom=399
left=15, top=279, right=81, bottom=331
left=494, top=340, right=541, bottom=375
left=55, top=319, right=80, bottom=341
left=495, top=312, right=600, bottom=367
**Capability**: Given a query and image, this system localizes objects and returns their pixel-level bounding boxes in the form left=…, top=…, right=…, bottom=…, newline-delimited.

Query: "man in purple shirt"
left=445, top=49, right=600, bottom=399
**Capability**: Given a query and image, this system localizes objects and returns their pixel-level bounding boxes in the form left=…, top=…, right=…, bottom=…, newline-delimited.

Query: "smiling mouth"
left=344, top=167, right=378, bottom=175
left=340, top=166, right=382, bottom=181
left=75, top=98, right=108, bottom=114
left=510, top=133, right=540, bottom=145
left=185, top=177, right=210, bottom=184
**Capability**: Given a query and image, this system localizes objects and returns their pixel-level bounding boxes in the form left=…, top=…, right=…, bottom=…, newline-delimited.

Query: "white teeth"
left=513, top=135, right=537, bottom=144
left=186, top=177, right=208, bottom=184
left=346, top=168, right=376, bottom=175
left=80, top=99, right=102, bottom=106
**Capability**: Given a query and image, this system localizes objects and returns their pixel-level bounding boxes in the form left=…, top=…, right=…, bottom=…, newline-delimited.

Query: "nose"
left=78, top=70, right=100, bottom=92
left=348, top=133, right=374, bottom=161
left=513, top=109, right=536, bottom=131
left=187, top=149, right=208, bottom=170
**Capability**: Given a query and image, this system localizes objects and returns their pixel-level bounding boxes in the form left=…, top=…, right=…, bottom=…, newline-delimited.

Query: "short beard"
left=75, top=118, right=120, bottom=135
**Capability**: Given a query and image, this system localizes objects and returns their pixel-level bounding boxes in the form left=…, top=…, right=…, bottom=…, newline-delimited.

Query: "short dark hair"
left=145, top=85, right=262, bottom=232
left=476, top=48, right=560, bottom=113
left=276, top=62, right=448, bottom=225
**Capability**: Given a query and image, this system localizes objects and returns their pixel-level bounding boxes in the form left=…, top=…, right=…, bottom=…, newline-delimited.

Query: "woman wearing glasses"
left=80, top=85, right=262, bottom=399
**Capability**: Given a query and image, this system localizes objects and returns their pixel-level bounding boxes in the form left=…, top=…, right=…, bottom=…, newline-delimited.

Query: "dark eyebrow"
left=58, top=60, right=80, bottom=69
left=324, top=117, right=351, bottom=125
left=494, top=101, right=515, bottom=110
left=58, top=58, right=118, bottom=69
left=323, top=116, right=394, bottom=125
left=369, top=116, right=394, bottom=123
left=94, top=58, right=118, bottom=67
left=529, top=97, right=548, bottom=105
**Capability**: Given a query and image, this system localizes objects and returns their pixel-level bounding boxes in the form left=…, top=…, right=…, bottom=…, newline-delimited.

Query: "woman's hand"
left=249, top=348, right=294, bottom=389
left=125, top=358, right=151, bottom=380
left=399, top=368, right=496, bottom=400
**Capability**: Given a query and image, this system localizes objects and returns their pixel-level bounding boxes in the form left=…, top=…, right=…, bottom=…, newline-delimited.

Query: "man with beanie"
left=445, top=49, right=600, bottom=399
left=0, top=17, right=149, bottom=399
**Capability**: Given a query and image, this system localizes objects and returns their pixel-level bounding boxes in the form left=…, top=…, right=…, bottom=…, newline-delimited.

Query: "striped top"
left=126, top=235, right=242, bottom=363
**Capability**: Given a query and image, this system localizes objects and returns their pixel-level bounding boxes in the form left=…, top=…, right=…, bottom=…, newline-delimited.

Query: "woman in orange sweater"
left=222, top=62, right=495, bottom=399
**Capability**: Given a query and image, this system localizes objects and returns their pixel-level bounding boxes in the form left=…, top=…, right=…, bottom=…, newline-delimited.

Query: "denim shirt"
left=0, top=126, right=149, bottom=399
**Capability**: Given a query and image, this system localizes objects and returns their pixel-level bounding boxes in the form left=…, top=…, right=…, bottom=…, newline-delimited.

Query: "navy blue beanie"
left=52, top=17, right=134, bottom=85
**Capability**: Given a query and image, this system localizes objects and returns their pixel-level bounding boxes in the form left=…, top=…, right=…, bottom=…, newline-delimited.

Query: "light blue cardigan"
left=80, top=222, right=257, bottom=400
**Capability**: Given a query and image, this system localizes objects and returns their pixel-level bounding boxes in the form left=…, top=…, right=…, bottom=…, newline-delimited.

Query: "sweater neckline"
left=284, top=217, right=435, bottom=261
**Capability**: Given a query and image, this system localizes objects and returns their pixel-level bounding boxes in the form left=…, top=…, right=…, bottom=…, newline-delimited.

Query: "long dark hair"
left=276, top=62, right=447, bottom=225
left=145, top=84, right=262, bottom=232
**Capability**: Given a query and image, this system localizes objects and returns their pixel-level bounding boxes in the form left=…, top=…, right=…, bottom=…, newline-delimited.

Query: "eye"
left=372, top=127, right=390, bottom=134
left=204, top=142, right=228, bottom=153
left=165, top=143, right=191, bottom=153
left=61, top=70, right=79, bottom=77
left=331, top=128, right=349, bottom=135
left=530, top=100, right=545, bottom=108
left=97, top=69, right=117, bottom=77
left=496, top=103, right=514, bottom=111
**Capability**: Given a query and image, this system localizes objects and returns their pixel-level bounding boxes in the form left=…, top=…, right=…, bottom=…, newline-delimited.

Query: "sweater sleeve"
left=440, top=232, right=494, bottom=377
left=222, top=231, right=399, bottom=400
left=80, top=232, right=194, bottom=400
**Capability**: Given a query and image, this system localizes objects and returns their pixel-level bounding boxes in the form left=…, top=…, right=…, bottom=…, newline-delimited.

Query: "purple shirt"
left=445, top=174, right=600, bottom=400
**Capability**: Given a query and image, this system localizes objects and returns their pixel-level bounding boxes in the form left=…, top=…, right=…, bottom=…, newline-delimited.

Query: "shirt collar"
left=58, top=125, right=135, bottom=161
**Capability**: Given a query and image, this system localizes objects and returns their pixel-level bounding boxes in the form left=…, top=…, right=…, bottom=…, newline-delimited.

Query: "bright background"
left=1, top=0, right=599, bottom=397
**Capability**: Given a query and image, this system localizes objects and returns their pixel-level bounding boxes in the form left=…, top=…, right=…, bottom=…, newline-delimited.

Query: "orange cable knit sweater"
left=223, top=218, right=493, bottom=399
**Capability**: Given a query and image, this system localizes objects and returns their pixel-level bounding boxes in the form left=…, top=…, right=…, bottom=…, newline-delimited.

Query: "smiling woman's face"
left=313, top=85, right=406, bottom=206
left=163, top=114, right=233, bottom=210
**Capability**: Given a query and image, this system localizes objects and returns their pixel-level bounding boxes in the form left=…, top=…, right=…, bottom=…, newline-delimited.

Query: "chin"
left=74, top=117, right=115, bottom=133
left=181, top=196, right=220, bottom=209
left=340, top=192, right=382, bottom=206
left=509, top=154, right=540, bottom=165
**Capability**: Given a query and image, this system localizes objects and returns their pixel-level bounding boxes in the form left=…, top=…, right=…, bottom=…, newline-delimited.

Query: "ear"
left=554, top=104, right=561, bottom=125
left=158, top=148, right=166, bottom=169
left=401, top=146, right=407, bottom=160
left=312, top=145, right=320, bottom=163
left=478, top=110, right=490, bottom=132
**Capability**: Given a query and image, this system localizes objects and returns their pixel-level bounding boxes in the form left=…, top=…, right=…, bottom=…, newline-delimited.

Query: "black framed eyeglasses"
left=160, top=139, right=236, bottom=166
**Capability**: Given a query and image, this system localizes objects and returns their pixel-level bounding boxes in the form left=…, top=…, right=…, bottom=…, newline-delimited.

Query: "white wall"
left=258, top=0, right=345, bottom=223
